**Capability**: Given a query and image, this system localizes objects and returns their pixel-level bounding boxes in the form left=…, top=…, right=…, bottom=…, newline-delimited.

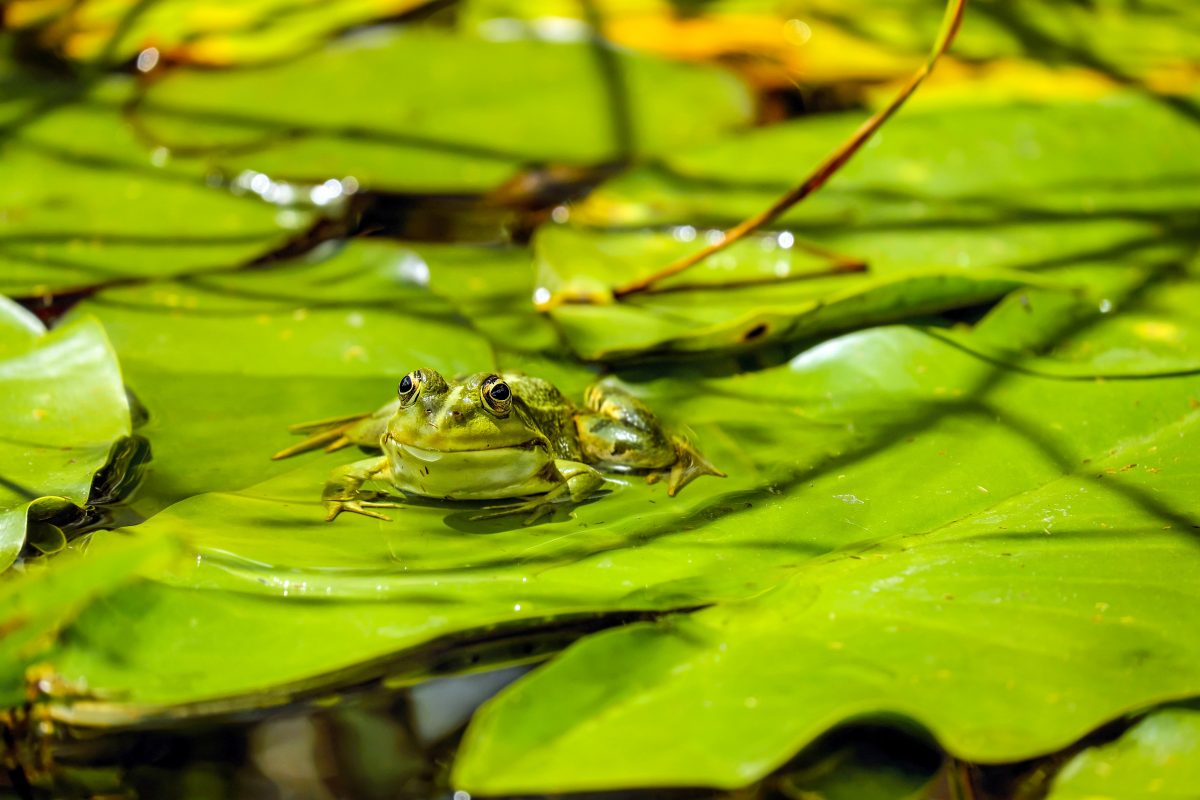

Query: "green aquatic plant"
left=1, top=0, right=1199, bottom=797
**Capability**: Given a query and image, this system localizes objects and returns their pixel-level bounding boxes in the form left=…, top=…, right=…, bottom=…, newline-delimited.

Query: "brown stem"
left=612, top=0, right=969, bottom=299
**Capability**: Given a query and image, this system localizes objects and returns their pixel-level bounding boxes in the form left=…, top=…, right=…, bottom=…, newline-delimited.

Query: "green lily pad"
left=0, top=532, right=181, bottom=709
left=453, top=397, right=1200, bottom=793
left=1046, top=707, right=1200, bottom=800
left=0, top=302, right=130, bottom=571
left=422, top=243, right=562, bottom=355
left=538, top=91, right=1199, bottom=360
left=26, top=299, right=1200, bottom=731
left=64, top=239, right=494, bottom=516
left=0, top=296, right=45, bottom=356
left=964, top=260, right=1200, bottom=378
left=537, top=223, right=1053, bottom=361
left=0, top=75, right=309, bottom=297
left=132, top=29, right=753, bottom=192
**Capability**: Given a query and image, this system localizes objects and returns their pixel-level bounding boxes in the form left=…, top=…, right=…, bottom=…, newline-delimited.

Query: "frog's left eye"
left=398, top=371, right=422, bottom=406
left=482, top=376, right=512, bottom=416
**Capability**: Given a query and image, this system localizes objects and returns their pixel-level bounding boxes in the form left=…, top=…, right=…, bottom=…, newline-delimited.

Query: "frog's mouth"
left=392, top=439, right=545, bottom=462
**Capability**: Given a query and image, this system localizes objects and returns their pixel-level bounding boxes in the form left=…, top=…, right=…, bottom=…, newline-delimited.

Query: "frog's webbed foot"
left=647, top=437, right=727, bottom=497
left=471, top=460, right=605, bottom=525
left=471, top=496, right=558, bottom=526
left=324, top=492, right=405, bottom=522
left=322, top=457, right=400, bottom=522
left=274, top=412, right=373, bottom=460
left=274, top=401, right=399, bottom=460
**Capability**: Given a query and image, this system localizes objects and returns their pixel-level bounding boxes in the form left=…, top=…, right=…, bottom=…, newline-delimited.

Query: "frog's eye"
left=398, top=371, right=422, bottom=406
left=482, top=376, right=512, bottom=416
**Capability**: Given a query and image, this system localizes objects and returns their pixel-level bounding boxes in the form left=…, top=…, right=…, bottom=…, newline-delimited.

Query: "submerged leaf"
left=1046, top=706, right=1200, bottom=800
left=0, top=533, right=181, bottom=708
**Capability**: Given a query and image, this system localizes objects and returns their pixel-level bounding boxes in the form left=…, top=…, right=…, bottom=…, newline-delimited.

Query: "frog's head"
left=382, top=368, right=556, bottom=500
left=384, top=368, right=541, bottom=452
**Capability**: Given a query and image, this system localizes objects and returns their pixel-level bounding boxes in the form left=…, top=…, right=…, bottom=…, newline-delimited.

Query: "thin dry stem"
left=612, top=0, right=968, bottom=298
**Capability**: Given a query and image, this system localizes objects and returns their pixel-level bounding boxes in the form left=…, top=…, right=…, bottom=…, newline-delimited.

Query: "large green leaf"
left=537, top=224, right=1052, bottom=361
left=31, top=282, right=1200, bottom=731
left=575, top=93, right=1198, bottom=230
left=0, top=301, right=130, bottom=571
left=538, top=91, right=1199, bottom=360
left=422, top=243, right=563, bottom=354
left=133, top=29, right=753, bottom=192
left=453, top=394, right=1200, bottom=793
left=1046, top=707, right=1200, bottom=800
left=64, top=240, right=494, bottom=517
left=0, top=75, right=309, bottom=297
left=0, top=533, right=181, bottom=708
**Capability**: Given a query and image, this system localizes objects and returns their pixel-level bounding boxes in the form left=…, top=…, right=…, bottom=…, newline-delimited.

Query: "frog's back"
left=505, top=372, right=581, bottom=460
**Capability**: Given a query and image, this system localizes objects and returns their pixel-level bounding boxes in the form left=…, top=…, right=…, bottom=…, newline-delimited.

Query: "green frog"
left=274, top=369, right=724, bottom=523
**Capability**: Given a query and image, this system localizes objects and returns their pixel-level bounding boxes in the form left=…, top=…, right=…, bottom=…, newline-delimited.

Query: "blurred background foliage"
left=1, top=1, right=1198, bottom=798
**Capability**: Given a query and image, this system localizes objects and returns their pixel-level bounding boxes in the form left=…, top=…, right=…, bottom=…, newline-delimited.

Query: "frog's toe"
left=470, top=502, right=523, bottom=521
left=274, top=411, right=374, bottom=460
left=324, top=500, right=400, bottom=522
left=522, top=503, right=556, bottom=526
left=471, top=497, right=555, bottom=524
left=666, top=438, right=726, bottom=497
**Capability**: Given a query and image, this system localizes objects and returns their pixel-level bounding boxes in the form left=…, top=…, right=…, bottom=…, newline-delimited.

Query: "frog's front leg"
left=576, top=380, right=725, bottom=496
left=473, top=460, right=605, bottom=525
left=322, top=457, right=404, bottom=522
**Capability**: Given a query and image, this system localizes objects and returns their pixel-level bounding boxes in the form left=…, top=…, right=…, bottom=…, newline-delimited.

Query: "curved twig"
left=613, top=0, right=969, bottom=299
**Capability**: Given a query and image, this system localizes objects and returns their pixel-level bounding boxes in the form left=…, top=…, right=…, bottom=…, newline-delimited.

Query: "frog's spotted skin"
left=275, top=369, right=724, bottom=523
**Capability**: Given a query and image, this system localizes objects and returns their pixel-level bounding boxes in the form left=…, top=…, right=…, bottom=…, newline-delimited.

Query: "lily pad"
left=536, top=223, right=1052, bottom=361
left=951, top=261, right=1200, bottom=380
left=132, top=29, right=753, bottom=192
left=64, top=239, right=494, bottom=516
left=422, top=243, right=563, bottom=354
left=0, top=532, right=181, bottom=708
left=538, top=91, right=1200, bottom=360
left=0, top=74, right=309, bottom=297
left=0, top=302, right=130, bottom=571
left=1046, top=707, right=1200, bottom=800
left=453, top=394, right=1200, bottom=793
left=27, top=303, right=1200, bottom=732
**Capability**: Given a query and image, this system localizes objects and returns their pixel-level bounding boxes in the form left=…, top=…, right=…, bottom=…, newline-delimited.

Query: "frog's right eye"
left=398, top=371, right=422, bottom=405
